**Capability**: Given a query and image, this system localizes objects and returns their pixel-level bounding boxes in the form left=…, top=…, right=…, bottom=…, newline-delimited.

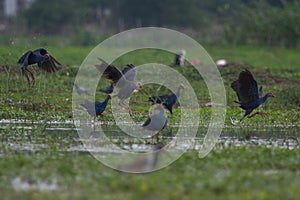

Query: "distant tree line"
left=3, top=0, right=299, bottom=47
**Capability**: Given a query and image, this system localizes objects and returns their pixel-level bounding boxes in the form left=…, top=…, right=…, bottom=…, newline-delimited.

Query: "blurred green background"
left=0, top=1, right=300, bottom=200
left=0, top=0, right=299, bottom=47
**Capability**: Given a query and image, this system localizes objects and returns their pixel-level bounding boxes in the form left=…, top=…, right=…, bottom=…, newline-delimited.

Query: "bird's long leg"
left=156, top=132, right=160, bottom=143
left=239, top=116, right=246, bottom=122
left=91, top=116, right=96, bottom=125
left=118, top=100, right=124, bottom=107
left=149, top=131, right=160, bottom=144
left=151, top=131, right=156, bottom=144
left=23, top=68, right=35, bottom=87
left=26, top=69, right=35, bottom=87
left=119, top=100, right=133, bottom=117
left=231, top=110, right=260, bottom=125
left=23, top=70, right=31, bottom=87
left=248, top=112, right=267, bottom=118
left=151, top=135, right=154, bottom=144
left=231, top=115, right=245, bottom=125
left=125, top=104, right=133, bottom=117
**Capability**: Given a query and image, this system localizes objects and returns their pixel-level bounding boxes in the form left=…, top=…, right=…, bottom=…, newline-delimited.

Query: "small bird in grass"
left=148, top=83, right=185, bottom=114
left=231, top=69, right=275, bottom=123
left=95, top=58, right=142, bottom=116
left=142, top=104, right=168, bottom=143
left=174, top=50, right=186, bottom=67
left=81, top=94, right=112, bottom=121
left=18, top=48, right=61, bottom=86
left=74, top=83, right=92, bottom=96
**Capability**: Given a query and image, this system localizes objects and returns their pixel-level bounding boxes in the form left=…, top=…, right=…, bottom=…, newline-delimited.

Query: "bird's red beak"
left=45, top=54, right=51, bottom=59
left=270, top=92, right=275, bottom=97
left=155, top=103, right=163, bottom=109
left=138, top=82, right=142, bottom=88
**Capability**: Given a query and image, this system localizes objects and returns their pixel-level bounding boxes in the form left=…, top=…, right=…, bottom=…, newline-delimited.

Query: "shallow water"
left=0, top=121, right=299, bottom=154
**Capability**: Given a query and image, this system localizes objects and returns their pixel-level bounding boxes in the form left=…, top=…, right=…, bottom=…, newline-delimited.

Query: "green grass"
left=207, top=45, right=300, bottom=79
left=0, top=44, right=299, bottom=199
left=0, top=146, right=299, bottom=200
left=0, top=45, right=299, bottom=124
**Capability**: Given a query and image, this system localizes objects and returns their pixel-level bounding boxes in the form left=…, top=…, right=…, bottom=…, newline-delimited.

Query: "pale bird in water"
left=118, top=144, right=165, bottom=173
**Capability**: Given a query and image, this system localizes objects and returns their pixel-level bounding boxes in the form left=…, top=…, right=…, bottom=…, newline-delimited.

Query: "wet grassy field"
left=0, top=45, right=299, bottom=199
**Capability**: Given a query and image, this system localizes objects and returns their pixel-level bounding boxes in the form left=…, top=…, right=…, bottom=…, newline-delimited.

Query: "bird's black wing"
left=148, top=96, right=162, bottom=104
left=122, top=64, right=137, bottom=81
left=18, top=50, right=31, bottom=64
left=37, top=55, right=61, bottom=73
left=159, top=94, right=172, bottom=104
left=230, top=80, right=241, bottom=101
left=174, top=54, right=180, bottom=65
left=100, top=83, right=114, bottom=94
left=148, top=94, right=170, bottom=104
left=142, top=117, right=151, bottom=127
left=238, top=69, right=259, bottom=104
left=258, top=86, right=263, bottom=97
left=148, top=94, right=173, bottom=114
left=164, top=104, right=173, bottom=114
left=95, top=58, right=126, bottom=86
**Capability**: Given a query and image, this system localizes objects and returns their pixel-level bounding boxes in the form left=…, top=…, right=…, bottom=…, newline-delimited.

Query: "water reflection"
left=0, top=122, right=299, bottom=154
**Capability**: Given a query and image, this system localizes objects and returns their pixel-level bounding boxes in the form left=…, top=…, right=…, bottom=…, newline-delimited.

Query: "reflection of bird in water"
left=74, top=83, right=91, bottom=96
left=174, top=50, right=186, bottom=67
left=95, top=58, right=142, bottom=116
left=231, top=69, right=275, bottom=123
left=142, top=104, right=167, bottom=143
left=18, top=48, right=62, bottom=87
left=118, top=143, right=165, bottom=173
left=81, top=94, right=112, bottom=121
left=148, top=83, right=185, bottom=114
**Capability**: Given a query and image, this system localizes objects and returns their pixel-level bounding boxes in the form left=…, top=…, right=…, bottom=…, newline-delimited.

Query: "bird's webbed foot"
left=230, top=117, right=240, bottom=126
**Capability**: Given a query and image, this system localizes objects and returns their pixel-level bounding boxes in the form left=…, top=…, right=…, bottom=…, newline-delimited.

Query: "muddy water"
left=0, top=121, right=299, bottom=154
